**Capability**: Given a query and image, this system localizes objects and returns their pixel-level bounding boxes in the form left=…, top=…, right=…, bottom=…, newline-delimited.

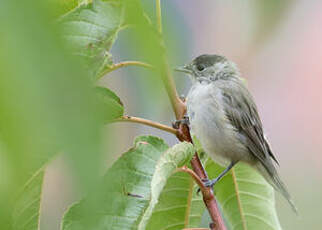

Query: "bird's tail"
left=256, top=162, right=298, bottom=214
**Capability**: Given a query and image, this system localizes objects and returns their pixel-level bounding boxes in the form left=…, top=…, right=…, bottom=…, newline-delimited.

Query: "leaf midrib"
left=184, top=177, right=194, bottom=228
left=231, top=168, right=247, bottom=230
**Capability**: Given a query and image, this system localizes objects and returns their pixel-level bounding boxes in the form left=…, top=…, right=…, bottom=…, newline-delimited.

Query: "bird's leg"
left=179, top=94, right=186, bottom=102
left=203, top=161, right=237, bottom=188
left=172, top=115, right=190, bottom=129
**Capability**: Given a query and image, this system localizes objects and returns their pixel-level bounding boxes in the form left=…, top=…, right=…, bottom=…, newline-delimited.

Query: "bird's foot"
left=172, top=115, right=190, bottom=129
left=203, top=178, right=219, bottom=187
left=197, top=178, right=219, bottom=194
left=179, top=94, right=186, bottom=102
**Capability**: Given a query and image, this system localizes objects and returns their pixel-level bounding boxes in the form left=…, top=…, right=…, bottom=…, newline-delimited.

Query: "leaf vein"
left=13, top=196, right=40, bottom=220
left=63, top=19, right=108, bottom=31
left=162, top=188, right=191, bottom=193
left=239, top=191, right=270, bottom=203
left=244, top=213, right=276, bottom=230
left=160, top=222, right=185, bottom=230
left=152, top=204, right=187, bottom=214
left=231, top=168, right=248, bottom=230
left=16, top=212, right=39, bottom=230
left=63, top=34, right=102, bottom=42
left=236, top=178, right=268, bottom=187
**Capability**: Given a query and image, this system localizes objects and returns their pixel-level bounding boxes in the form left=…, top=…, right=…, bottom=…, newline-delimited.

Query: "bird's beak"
left=174, top=65, right=193, bottom=74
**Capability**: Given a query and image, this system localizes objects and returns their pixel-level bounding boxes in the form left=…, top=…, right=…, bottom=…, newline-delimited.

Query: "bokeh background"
left=4, top=0, right=321, bottom=229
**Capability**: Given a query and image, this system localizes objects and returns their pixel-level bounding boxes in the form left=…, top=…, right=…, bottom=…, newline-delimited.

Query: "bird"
left=175, top=54, right=297, bottom=212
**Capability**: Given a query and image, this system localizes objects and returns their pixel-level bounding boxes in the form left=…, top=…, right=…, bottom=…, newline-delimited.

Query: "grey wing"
left=220, top=82, right=299, bottom=212
left=220, top=82, right=279, bottom=166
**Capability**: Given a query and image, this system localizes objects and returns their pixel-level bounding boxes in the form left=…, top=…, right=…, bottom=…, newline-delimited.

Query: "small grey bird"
left=175, top=54, right=297, bottom=212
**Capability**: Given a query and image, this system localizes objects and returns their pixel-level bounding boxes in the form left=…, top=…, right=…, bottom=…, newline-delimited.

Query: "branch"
left=177, top=124, right=226, bottom=230
left=99, top=61, right=153, bottom=78
left=111, top=115, right=178, bottom=135
left=183, top=229, right=210, bottom=230
left=160, top=60, right=186, bottom=120
left=156, top=0, right=162, bottom=33
left=155, top=2, right=226, bottom=230
left=177, top=166, right=206, bottom=191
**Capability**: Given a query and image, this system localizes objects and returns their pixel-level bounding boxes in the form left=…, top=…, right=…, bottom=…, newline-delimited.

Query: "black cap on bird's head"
left=193, top=54, right=226, bottom=71
left=175, top=54, right=238, bottom=82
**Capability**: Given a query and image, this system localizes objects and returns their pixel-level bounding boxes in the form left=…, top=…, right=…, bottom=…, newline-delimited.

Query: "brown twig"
left=177, top=166, right=206, bottom=191
left=160, top=61, right=187, bottom=120
left=99, top=61, right=153, bottom=79
left=111, top=115, right=178, bottom=135
left=107, top=2, right=226, bottom=229
left=162, top=71, right=226, bottom=230
left=155, top=4, right=226, bottom=229
left=183, top=229, right=210, bottom=230
left=177, top=124, right=226, bottom=230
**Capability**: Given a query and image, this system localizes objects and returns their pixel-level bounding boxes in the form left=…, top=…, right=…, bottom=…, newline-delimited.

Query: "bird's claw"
left=196, top=178, right=219, bottom=195
left=204, top=178, right=218, bottom=187
left=180, top=94, right=186, bottom=102
left=172, top=115, right=190, bottom=129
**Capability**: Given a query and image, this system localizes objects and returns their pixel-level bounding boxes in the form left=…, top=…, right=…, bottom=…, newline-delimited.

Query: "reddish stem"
left=177, top=123, right=226, bottom=230
left=155, top=4, right=226, bottom=227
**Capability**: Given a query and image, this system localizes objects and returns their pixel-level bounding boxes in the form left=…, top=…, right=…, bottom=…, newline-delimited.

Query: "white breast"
left=186, top=82, right=246, bottom=166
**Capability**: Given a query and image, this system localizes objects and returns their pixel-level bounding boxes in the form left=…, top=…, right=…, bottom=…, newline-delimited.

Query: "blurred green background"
left=1, top=0, right=321, bottom=229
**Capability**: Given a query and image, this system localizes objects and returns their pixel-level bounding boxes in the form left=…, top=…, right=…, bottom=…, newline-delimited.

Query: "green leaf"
left=0, top=0, right=104, bottom=227
left=47, top=0, right=79, bottom=17
left=145, top=136, right=205, bottom=230
left=59, top=0, right=125, bottom=79
left=137, top=141, right=194, bottom=230
left=95, top=87, right=124, bottom=121
left=12, top=168, right=45, bottom=230
left=146, top=171, right=204, bottom=230
left=206, top=160, right=282, bottom=230
left=62, top=136, right=194, bottom=230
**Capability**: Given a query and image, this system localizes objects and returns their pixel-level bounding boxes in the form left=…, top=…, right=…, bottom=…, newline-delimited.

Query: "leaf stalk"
left=99, top=61, right=153, bottom=79
left=111, top=116, right=178, bottom=135
left=156, top=0, right=162, bottom=33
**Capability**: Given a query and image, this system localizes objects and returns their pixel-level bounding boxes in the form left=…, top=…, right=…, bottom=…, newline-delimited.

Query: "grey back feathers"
left=218, top=80, right=297, bottom=213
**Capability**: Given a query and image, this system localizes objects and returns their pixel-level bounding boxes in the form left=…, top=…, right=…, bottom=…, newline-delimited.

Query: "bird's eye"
left=197, top=64, right=205, bottom=71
